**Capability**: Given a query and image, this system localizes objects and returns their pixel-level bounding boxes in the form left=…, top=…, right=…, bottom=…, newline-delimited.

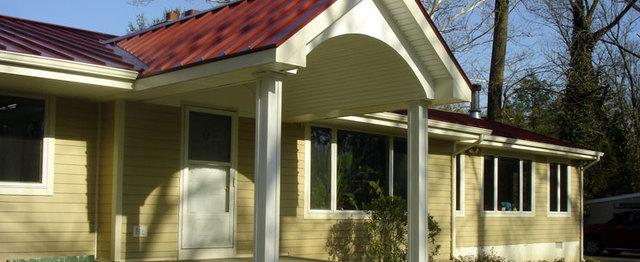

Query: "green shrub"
left=326, top=182, right=441, bottom=261
left=455, top=250, right=505, bottom=262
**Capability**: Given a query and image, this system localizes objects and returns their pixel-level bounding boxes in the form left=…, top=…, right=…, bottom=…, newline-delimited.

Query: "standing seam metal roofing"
left=0, top=14, right=137, bottom=70
left=113, top=0, right=337, bottom=77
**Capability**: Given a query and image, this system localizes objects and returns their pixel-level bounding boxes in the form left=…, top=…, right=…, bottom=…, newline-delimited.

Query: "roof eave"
left=0, top=50, right=139, bottom=89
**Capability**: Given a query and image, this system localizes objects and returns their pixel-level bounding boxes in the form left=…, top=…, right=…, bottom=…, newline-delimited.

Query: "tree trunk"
left=560, top=15, right=603, bottom=146
left=487, top=0, right=509, bottom=121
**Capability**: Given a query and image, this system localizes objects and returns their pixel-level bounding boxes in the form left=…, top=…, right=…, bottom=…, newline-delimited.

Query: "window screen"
left=393, top=137, right=407, bottom=199
left=310, top=127, right=332, bottom=210
left=497, top=157, right=520, bottom=211
left=483, top=156, right=495, bottom=211
left=337, top=130, right=388, bottom=210
left=0, top=95, right=45, bottom=183
left=560, top=164, right=568, bottom=212
left=549, top=164, right=559, bottom=212
left=522, top=160, right=533, bottom=211
left=188, top=112, right=231, bottom=162
left=456, top=154, right=462, bottom=211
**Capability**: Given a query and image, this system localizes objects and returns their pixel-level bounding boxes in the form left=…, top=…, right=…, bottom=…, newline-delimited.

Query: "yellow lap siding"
left=120, top=102, right=181, bottom=261
left=0, top=98, right=98, bottom=261
left=456, top=154, right=582, bottom=248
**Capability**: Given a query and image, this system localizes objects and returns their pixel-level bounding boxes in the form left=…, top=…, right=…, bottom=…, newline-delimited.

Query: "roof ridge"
left=0, top=13, right=116, bottom=38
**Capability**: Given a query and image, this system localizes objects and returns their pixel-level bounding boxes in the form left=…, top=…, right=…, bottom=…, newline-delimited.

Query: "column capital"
left=253, top=70, right=288, bottom=81
left=406, top=99, right=430, bottom=108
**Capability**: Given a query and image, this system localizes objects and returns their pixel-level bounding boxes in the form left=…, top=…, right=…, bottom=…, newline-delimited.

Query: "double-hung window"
left=0, top=94, right=53, bottom=195
left=483, top=155, right=534, bottom=214
left=549, top=163, right=570, bottom=214
left=307, top=126, right=406, bottom=216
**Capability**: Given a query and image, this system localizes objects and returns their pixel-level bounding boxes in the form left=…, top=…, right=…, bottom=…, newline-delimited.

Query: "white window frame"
left=455, top=154, right=465, bottom=217
left=0, top=94, right=55, bottom=196
left=481, top=155, right=535, bottom=217
left=548, top=162, right=571, bottom=217
left=304, top=124, right=404, bottom=219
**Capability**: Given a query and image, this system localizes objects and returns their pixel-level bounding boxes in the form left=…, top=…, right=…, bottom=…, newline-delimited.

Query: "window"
left=310, top=127, right=332, bottom=210
left=337, top=130, right=388, bottom=210
left=483, top=155, right=534, bottom=213
left=0, top=95, right=52, bottom=195
left=308, top=126, right=404, bottom=214
left=549, top=163, right=570, bottom=213
left=455, top=154, right=464, bottom=213
left=392, top=137, right=407, bottom=199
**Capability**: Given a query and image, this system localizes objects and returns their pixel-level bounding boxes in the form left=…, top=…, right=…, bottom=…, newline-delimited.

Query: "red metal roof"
left=113, top=0, right=337, bottom=77
left=0, top=14, right=138, bottom=70
left=428, top=109, right=588, bottom=150
left=1, top=0, right=474, bottom=86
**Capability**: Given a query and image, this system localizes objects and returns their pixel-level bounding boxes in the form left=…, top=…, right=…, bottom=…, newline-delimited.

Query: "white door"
left=181, top=109, right=235, bottom=258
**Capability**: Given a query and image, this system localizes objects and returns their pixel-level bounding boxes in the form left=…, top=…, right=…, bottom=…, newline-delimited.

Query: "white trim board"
left=336, top=113, right=601, bottom=160
left=0, top=50, right=138, bottom=89
left=456, top=241, right=580, bottom=262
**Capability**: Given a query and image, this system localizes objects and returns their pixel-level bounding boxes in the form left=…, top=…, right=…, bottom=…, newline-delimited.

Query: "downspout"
left=580, top=155, right=601, bottom=262
left=451, top=134, right=484, bottom=259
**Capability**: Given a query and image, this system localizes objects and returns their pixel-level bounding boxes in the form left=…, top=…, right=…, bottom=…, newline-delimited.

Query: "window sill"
left=455, top=210, right=465, bottom=217
left=0, top=182, right=53, bottom=196
left=481, top=211, right=535, bottom=217
left=547, top=212, right=571, bottom=217
left=304, top=210, right=370, bottom=220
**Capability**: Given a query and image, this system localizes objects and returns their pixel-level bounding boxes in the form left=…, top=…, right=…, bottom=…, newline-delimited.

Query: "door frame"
left=178, top=105, right=238, bottom=260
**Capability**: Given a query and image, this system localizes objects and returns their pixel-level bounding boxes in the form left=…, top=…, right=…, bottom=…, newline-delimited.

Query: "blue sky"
left=0, top=0, right=216, bottom=35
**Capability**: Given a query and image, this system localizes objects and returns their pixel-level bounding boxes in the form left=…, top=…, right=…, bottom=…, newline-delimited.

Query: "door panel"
left=183, top=165, right=232, bottom=248
left=180, top=109, right=235, bottom=256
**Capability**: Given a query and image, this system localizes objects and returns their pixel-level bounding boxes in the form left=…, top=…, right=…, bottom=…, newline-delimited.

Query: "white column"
left=253, top=72, right=283, bottom=262
left=407, top=101, right=429, bottom=262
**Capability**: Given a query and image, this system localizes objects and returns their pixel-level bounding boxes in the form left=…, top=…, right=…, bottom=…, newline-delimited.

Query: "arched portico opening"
left=283, top=34, right=427, bottom=122
left=255, top=32, right=432, bottom=261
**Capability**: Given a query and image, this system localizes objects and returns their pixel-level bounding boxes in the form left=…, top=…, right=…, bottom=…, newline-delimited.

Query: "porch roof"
left=0, top=0, right=472, bottom=87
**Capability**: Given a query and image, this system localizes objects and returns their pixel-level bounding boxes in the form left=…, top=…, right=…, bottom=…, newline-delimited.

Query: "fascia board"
left=0, top=51, right=138, bottom=82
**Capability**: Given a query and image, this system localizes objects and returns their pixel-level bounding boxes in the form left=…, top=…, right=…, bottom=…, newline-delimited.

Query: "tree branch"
left=593, top=0, right=639, bottom=40
left=601, top=39, right=640, bottom=59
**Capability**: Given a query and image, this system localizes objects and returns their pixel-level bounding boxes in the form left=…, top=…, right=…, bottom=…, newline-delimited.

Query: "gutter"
left=0, top=50, right=138, bottom=89
left=580, top=155, right=601, bottom=262
left=450, top=135, right=484, bottom=259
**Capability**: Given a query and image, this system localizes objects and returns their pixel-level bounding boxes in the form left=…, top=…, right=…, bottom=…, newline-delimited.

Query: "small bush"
left=455, top=249, right=505, bottom=262
left=326, top=182, right=442, bottom=261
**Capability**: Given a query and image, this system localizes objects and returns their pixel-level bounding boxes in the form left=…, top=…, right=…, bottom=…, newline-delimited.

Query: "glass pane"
left=188, top=112, right=231, bottom=162
left=560, top=164, right=568, bottom=212
left=550, top=164, right=558, bottom=212
left=522, top=160, right=532, bottom=211
left=393, top=137, right=407, bottom=200
left=337, top=130, right=388, bottom=210
left=456, top=154, right=462, bottom=211
left=310, top=127, right=332, bottom=210
left=483, top=156, right=495, bottom=211
left=498, top=157, right=520, bottom=211
left=0, top=95, right=45, bottom=183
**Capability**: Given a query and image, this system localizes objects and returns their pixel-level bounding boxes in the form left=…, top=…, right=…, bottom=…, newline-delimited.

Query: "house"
left=0, top=0, right=603, bottom=261
left=585, top=193, right=640, bottom=225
